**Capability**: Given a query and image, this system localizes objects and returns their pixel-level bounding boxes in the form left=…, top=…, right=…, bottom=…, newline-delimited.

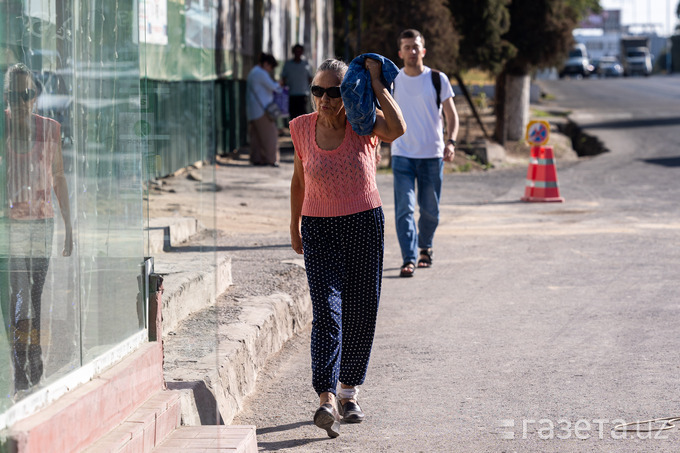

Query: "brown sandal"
left=399, top=262, right=415, bottom=278
left=417, top=248, right=433, bottom=268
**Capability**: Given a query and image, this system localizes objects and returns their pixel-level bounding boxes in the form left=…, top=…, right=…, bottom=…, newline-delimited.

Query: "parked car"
left=559, top=44, right=594, bottom=79
left=593, top=56, right=623, bottom=78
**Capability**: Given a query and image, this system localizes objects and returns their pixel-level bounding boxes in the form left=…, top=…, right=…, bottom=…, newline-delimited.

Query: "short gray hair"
left=315, top=59, right=348, bottom=81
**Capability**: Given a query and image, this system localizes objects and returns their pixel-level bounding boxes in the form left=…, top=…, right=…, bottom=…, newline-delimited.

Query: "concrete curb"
left=155, top=252, right=233, bottom=337
left=167, top=290, right=312, bottom=425
left=148, top=217, right=204, bottom=254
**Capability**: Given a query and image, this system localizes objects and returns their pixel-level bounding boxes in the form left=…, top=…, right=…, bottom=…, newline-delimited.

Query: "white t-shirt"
left=391, top=66, right=454, bottom=159
left=246, top=65, right=281, bottom=121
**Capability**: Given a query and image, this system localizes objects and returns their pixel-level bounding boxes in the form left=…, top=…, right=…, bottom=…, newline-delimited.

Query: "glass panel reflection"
left=1, top=0, right=145, bottom=408
left=1, top=62, right=77, bottom=405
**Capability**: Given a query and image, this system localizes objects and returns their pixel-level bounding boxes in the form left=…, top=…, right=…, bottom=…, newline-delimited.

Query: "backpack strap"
left=431, top=69, right=441, bottom=109
left=393, top=69, right=442, bottom=109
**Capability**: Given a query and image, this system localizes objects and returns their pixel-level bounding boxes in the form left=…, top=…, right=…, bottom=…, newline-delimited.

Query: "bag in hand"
left=264, top=101, right=282, bottom=121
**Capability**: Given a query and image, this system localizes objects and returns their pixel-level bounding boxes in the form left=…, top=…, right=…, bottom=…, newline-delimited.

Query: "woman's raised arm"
left=366, top=58, right=406, bottom=143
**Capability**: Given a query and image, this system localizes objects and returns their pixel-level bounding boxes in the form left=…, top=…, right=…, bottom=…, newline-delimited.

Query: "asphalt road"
left=232, top=75, right=680, bottom=452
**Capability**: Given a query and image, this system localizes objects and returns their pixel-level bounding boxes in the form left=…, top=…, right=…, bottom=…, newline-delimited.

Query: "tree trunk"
left=505, top=73, right=530, bottom=141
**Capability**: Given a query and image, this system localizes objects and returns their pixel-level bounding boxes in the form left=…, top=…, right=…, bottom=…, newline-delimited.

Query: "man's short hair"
left=398, top=29, right=425, bottom=49
left=292, top=44, right=304, bottom=53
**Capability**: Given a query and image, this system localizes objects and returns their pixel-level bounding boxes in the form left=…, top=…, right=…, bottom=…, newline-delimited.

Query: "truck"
left=620, top=35, right=652, bottom=76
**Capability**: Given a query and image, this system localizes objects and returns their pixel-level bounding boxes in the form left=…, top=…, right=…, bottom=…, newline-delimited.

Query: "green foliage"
left=335, top=0, right=460, bottom=75
left=474, top=91, right=488, bottom=110
left=448, top=0, right=515, bottom=75
left=503, top=0, right=600, bottom=75
left=336, top=0, right=598, bottom=77
left=530, top=108, right=553, bottom=117
left=450, top=154, right=492, bottom=172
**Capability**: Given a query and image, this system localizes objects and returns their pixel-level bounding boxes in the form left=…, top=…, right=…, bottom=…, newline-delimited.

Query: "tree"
left=335, top=0, right=460, bottom=75
left=449, top=0, right=516, bottom=137
left=449, top=0, right=515, bottom=75
left=495, top=0, right=599, bottom=142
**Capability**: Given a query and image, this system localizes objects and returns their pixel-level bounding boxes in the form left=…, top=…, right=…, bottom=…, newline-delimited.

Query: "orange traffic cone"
left=521, top=146, right=564, bottom=202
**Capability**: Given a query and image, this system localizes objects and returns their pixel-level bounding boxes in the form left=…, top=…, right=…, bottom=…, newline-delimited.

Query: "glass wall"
left=0, top=0, right=333, bottom=432
left=0, top=0, right=146, bottom=410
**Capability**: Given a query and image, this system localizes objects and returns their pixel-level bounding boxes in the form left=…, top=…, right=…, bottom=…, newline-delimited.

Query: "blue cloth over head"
left=340, top=53, right=399, bottom=136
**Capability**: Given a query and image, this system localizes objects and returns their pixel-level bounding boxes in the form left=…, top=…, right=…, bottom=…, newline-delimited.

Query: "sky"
left=600, top=0, right=678, bottom=36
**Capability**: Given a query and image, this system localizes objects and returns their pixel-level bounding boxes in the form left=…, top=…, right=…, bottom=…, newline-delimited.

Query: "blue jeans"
left=392, top=156, right=443, bottom=264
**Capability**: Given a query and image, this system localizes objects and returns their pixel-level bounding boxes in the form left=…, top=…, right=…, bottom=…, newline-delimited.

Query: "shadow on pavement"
left=640, top=156, right=680, bottom=168
left=256, top=420, right=313, bottom=435
left=255, top=420, right=331, bottom=451
left=583, top=116, right=680, bottom=130
left=169, top=243, right=291, bottom=253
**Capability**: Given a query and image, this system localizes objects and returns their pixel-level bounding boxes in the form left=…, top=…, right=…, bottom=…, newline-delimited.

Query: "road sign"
left=526, top=120, right=550, bottom=146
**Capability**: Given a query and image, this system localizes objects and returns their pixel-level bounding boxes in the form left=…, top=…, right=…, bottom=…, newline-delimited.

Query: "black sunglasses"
left=8, top=89, right=37, bottom=103
left=311, top=85, right=342, bottom=98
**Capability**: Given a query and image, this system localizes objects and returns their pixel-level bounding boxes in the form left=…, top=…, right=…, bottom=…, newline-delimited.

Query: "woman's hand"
left=63, top=225, right=73, bottom=257
left=291, top=226, right=303, bottom=255
left=290, top=153, right=305, bottom=255
left=365, top=58, right=382, bottom=84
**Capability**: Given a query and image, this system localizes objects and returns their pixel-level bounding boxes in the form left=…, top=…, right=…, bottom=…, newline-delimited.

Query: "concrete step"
left=152, top=426, right=257, bottom=453
left=164, top=287, right=312, bottom=425
left=148, top=217, right=233, bottom=338
left=83, top=390, right=182, bottom=453
left=153, top=248, right=232, bottom=337
left=148, top=217, right=204, bottom=254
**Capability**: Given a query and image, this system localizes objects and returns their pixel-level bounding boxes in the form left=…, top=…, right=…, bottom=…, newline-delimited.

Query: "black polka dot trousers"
left=301, top=207, right=384, bottom=396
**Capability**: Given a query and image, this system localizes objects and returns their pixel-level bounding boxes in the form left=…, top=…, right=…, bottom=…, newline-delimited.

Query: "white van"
left=559, top=44, right=594, bottom=78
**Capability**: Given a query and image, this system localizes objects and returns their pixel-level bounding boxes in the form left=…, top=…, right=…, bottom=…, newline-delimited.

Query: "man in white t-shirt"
left=391, top=29, right=460, bottom=278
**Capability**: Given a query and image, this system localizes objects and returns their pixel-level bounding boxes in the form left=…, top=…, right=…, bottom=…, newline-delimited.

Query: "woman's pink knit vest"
left=290, top=112, right=381, bottom=217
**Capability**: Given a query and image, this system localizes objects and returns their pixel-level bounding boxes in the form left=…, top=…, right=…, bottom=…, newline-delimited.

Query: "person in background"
left=246, top=53, right=281, bottom=167
left=391, top=29, right=459, bottom=278
left=1, top=63, right=72, bottom=392
left=289, top=58, right=405, bottom=438
left=280, top=44, right=314, bottom=121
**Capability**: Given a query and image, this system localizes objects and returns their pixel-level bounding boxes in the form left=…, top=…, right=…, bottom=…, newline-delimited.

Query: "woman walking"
left=2, top=63, right=72, bottom=392
left=289, top=57, right=405, bottom=437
